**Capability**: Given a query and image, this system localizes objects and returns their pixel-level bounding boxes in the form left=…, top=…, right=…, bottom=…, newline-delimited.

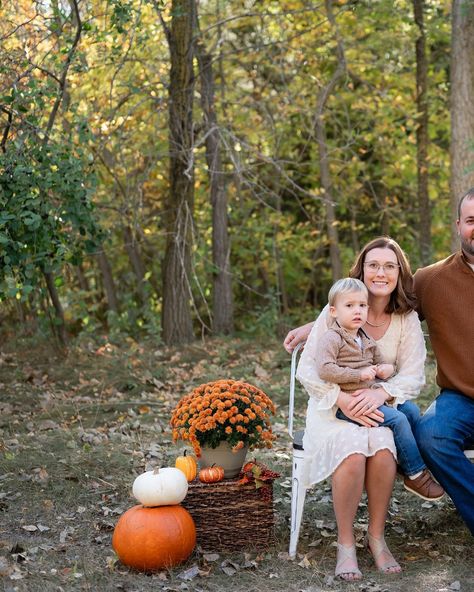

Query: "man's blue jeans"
left=415, top=389, right=474, bottom=535
left=336, top=401, right=425, bottom=476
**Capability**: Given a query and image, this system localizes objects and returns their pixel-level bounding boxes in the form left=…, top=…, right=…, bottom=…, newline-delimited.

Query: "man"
left=414, top=188, right=474, bottom=535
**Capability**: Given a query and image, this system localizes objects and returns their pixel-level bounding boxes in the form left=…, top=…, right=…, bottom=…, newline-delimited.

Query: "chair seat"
left=465, top=449, right=474, bottom=460
left=293, top=429, right=304, bottom=451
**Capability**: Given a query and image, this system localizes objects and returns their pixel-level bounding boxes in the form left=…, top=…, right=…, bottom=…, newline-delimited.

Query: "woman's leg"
left=365, top=449, right=400, bottom=573
left=332, top=453, right=366, bottom=580
left=333, top=453, right=366, bottom=543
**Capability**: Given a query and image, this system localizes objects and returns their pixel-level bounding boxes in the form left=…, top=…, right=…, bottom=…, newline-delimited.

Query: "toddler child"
left=315, top=277, right=444, bottom=501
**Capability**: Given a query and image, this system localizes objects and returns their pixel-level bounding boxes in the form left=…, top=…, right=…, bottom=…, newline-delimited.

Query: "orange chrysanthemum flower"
left=170, top=379, right=276, bottom=457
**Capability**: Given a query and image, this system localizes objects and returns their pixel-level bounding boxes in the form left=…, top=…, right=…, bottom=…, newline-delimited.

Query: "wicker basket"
left=181, top=478, right=275, bottom=551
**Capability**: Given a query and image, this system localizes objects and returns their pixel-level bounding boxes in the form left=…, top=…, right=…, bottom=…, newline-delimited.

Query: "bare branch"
left=43, top=0, right=83, bottom=143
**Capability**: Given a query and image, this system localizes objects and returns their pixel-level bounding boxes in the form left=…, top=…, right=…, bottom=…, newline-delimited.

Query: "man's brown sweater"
left=414, top=250, right=474, bottom=400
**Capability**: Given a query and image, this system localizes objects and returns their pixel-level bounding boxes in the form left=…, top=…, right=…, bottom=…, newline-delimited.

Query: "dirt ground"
left=0, top=335, right=472, bottom=592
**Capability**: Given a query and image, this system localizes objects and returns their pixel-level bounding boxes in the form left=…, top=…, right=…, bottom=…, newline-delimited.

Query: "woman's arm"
left=283, top=321, right=315, bottom=353
left=378, top=310, right=426, bottom=407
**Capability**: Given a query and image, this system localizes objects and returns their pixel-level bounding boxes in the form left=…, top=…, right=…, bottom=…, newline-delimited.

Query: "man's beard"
left=460, top=235, right=474, bottom=258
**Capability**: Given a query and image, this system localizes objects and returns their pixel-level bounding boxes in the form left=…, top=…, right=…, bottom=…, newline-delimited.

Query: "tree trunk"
left=196, top=40, right=234, bottom=335
left=314, top=0, right=345, bottom=281
left=43, top=271, right=68, bottom=346
left=161, top=0, right=196, bottom=345
left=96, top=248, right=119, bottom=313
left=75, top=264, right=90, bottom=292
left=123, top=225, right=148, bottom=304
left=450, top=0, right=474, bottom=250
left=414, top=0, right=432, bottom=264
left=273, top=193, right=289, bottom=319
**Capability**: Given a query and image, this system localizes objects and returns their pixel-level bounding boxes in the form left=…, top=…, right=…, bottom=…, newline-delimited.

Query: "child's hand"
left=360, top=365, right=378, bottom=381
left=376, top=363, right=395, bottom=380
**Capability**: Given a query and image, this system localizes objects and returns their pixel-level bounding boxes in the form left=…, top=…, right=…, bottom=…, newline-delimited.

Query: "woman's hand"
left=337, top=391, right=385, bottom=427
left=347, top=387, right=389, bottom=418
left=283, top=322, right=314, bottom=353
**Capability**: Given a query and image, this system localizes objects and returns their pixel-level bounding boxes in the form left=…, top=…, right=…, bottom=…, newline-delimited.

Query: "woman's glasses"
left=364, top=261, right=400, bottom=274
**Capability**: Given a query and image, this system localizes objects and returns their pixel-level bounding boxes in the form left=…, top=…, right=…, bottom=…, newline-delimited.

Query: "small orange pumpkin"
left=175, top=450, right=198, bottom=482
left=198, top=464, right=225, bottom=483
left=112, top=505, right=196, bottom=571
left=242, top=459, right=259, bottom=472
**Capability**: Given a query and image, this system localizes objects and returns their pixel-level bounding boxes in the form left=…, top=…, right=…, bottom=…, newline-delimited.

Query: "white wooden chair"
left=287, top=342, right=309, bottom=559
left=287, top=341, right=474, bottom=558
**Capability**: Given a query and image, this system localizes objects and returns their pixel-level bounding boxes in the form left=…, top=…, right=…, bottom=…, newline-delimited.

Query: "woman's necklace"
left=366, top=316, right=389, bottom=328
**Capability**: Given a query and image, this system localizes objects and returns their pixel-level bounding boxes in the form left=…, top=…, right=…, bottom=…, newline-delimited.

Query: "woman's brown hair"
left=349, top=237, right=417, bottom=314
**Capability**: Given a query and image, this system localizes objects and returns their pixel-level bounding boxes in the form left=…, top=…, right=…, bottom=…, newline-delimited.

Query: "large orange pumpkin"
left=112, top=505, right=196, bottom=571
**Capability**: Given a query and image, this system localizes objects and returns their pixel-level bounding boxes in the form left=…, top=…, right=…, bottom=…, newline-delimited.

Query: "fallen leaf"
left=220, top=560, right=239, bottom=576
left=33, top=468, right=49, bottom=483
left=38, top=420, right=58, bottom=431
left=178, top=565, right=200, bottom=581
left=37, top=524, right=50, bottom=532
left=0, top=557, right=12, bottom=577
left=254, top=364, right=269, bottom=380
left=298, top=554, right=312, bottom=569
left=21, top=525, right=37, bottom=532
left=59, top=526, right=75, bottom=543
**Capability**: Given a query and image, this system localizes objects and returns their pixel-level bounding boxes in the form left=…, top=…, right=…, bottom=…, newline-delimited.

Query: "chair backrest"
left=288, top=341, right=305, bottom=441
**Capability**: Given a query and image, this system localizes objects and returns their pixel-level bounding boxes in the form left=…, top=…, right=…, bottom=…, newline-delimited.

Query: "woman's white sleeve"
left=295, top=306, right=340, bottom=410
left=382, top=311, right=426, bottom=407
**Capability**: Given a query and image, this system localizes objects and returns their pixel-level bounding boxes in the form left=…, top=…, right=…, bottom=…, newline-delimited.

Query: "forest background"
left=2, top=0, right=474, bottom=346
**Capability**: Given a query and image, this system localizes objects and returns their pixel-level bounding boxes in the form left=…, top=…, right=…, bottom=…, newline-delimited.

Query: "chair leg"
left=289, top=453, right=307, bottom=559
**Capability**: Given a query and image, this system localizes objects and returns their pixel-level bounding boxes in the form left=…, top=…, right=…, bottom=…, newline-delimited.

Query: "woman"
left=284, top=237, right=426, bottom=580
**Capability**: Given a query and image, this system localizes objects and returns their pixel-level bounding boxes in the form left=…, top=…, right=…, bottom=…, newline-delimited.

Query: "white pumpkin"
left=132, top=467, right=189, bottom=507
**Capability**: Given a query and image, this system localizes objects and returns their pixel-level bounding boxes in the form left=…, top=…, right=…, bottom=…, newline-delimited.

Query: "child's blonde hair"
left=328, top=278, right=368, bottom=306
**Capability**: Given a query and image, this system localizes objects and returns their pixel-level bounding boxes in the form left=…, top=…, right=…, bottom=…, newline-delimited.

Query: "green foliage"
left=0, top=133, right=101, bottom=300
left=0, top=0, right=455, bottom=339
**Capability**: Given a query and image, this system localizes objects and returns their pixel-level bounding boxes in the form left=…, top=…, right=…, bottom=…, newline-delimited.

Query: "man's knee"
left=415, top=413, right=436, bottom=454
left=417, top=412, right=464, bottom=458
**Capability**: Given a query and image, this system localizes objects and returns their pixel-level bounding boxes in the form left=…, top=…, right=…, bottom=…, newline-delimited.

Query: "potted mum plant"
left=170, top=379, right=276, bottom=478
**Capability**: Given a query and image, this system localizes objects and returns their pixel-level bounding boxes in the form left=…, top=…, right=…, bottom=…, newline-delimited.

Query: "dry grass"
left=0, top=335, right=472, bottom=592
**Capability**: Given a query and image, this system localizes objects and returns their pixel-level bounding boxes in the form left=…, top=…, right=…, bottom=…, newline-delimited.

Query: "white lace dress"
left=296, top=307, right=426, bottom=486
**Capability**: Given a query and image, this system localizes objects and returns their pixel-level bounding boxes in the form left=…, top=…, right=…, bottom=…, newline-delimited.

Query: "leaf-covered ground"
left=0, top=335, right=472, bottom=592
